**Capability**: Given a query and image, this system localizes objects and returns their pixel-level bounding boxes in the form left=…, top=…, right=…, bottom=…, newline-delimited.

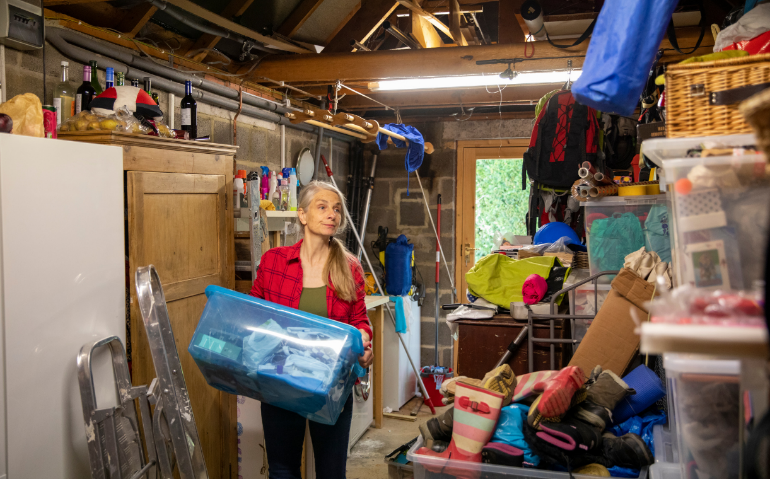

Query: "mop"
left=320, top=155, right=438, bottom=415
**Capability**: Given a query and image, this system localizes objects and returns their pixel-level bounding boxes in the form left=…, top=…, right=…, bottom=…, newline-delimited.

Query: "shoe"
left=481, top=442, right=523, bottom=467
left=480, top=365, right=517, bottom=406
left=419, top=406, right=453, bottom=449
left=527, top=366, right=586, bottom=428
left=574, top=463, right=611, bottom=476
left=574, top=368, right=635, bottom=430
left=600, top=432, right=654, bottom=469
left=416, top=381, right=505, bottom=478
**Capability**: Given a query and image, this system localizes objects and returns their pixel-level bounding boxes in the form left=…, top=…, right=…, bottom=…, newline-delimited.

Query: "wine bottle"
left=75, top=65, right=96, bottom=114
left=115, top=72, right=125, bottom=87
left=53, top=61, right=75, bottom=127
left=89, top=60, right=103, bottom=95
left=180, top=80, right=197, bottom=139
left=143, top=76, right=160, bottom=105
left=105, top=68, right=114, bottom=89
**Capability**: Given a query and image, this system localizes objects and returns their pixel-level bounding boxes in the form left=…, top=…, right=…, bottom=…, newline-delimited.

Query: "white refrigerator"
left=0, top=135, right=125, bottom=478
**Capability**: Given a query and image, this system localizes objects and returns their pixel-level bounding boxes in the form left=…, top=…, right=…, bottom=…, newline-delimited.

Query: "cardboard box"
left=568, top=268, right=657, bottom=377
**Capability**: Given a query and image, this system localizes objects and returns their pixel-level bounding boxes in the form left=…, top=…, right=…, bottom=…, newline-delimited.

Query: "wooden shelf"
left=640, top=323, right=769, bottom=358
left=58, top=131, right=238, bottom=155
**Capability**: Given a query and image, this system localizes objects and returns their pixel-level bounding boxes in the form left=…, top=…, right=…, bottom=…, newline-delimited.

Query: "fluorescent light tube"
left=369, top=70, right=581, bottom=92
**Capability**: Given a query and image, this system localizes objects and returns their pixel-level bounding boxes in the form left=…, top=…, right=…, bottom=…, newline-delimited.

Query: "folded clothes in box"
left=189, top=285, right=365, bottom=425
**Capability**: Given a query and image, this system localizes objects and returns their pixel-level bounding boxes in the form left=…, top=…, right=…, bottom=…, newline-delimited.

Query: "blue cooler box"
left=189, top=285, right=365, bottom=425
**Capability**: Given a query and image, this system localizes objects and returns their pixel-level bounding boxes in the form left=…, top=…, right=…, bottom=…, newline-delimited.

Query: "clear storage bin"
left=664, top=354, right=768, bottom=479
left=406, top=436, right=648, bottom=479
left=189, top=285, right=365, bottom=425
left=660, top=153, right=770, bottom=291
left=584, top=195, right=672, bottom=283
left=652, top=424, right=678, bottom=464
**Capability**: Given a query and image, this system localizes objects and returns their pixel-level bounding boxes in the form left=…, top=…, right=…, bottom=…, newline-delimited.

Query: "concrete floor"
left=347, top=397, right=452, bottom=479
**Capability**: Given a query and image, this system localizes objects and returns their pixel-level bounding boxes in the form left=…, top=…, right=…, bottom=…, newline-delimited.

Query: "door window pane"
left=475, top=159, right=530, bottom=261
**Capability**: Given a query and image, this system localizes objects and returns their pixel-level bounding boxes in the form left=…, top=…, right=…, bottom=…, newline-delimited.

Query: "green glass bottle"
left=89, top=60, right=103, bottom=95
left=115, top=72, right=125, bottom=87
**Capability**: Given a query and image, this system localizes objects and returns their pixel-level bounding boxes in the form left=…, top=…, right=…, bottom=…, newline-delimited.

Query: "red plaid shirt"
left=249, top=239, right=372, bottom=340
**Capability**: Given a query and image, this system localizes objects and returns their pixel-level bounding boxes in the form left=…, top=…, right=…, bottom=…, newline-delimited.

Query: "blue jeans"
left=261, top=393, right=354, bottom=479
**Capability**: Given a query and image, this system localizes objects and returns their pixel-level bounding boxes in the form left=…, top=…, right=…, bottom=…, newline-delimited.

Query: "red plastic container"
left=420, top=366, right=453, bottom=407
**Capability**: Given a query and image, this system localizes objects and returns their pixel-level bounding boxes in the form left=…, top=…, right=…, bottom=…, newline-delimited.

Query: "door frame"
left=454, top=139, right=531, bottom=302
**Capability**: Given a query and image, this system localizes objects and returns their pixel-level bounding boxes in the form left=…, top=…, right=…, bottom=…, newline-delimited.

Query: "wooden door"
left=128, top=171, right=236, bottom=478
left=455, top=139, right=530, bottom=299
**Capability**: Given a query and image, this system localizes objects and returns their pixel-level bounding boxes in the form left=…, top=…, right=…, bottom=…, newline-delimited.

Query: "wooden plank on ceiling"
left=323, top=1, right=398, bottom=53
left=411, top=12, right=443, bottom=48
left=116, top=4, right=158, bottom=38
left=499, top=0, right=525, bottom=43
left=448, top=0, right=468, bottom=46
left=188, top=0, right=255, bottom=62
left=397, top=0, right=457, bottom=42
left=277, top=0, right=326, bottom=38
left=161, top=0, right=311, bottom=53
left=254, top=27, right=714, bottom=84
left=325, top=2, right=361, bottom=46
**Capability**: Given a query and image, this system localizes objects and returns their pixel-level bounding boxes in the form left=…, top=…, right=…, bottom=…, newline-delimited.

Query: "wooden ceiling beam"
left=187, top=0, right=255, bottom=62
left=277, top=0, right=326, bottom=38
left=499, top=0, right=525, bottom=43
left=323, top=1, right=398, bottom=52
left=115, top=3, right=158, bottom=38
left=410, top=11, right=443, bottom=48
left=161, top=0, right=311, bottom=53
left=448, top=0, right=468, bottom=46
left=397, top=0, right=464, bottom=44
left=255, top=27, right=714, bottom=84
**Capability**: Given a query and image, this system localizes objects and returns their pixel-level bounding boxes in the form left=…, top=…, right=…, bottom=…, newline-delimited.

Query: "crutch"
left=320, top=155, right=437, bottom=414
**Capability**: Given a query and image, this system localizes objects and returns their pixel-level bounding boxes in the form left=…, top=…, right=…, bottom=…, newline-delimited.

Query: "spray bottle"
left=272, top=173, right=283, bottom=210
left=269, top=171, right=278, bottom=202
left=260, top=166, right=270, bottom=199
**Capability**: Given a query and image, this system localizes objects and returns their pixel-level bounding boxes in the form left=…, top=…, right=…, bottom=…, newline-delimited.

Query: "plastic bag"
left=715, top=3, right=770, bottom=52
left=115, top=106, right=148, bottom=135
left=572, top=0, right=679, bottom=115
left=59, top=108, right=136, bottom=133
left=649, top=284, right=764, bottom=326
left=0, top=93, right=43, bottom=137
left=544, top=237, right=571, bottom=254
left=490, top=404, right=540, bottom=467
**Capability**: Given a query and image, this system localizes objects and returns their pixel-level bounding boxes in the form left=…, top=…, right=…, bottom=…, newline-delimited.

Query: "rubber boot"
left=527, top=366, right=586, bottom=428
left=574, top=367, right=635, bottom=430
left=416, top=382, right=505, bottom=478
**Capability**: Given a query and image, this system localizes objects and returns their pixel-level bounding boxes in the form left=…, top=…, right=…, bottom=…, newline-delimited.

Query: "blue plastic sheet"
left=490, top=404, right=540, bottom=467
left=572, top=0, right=679, bottom=115
left=376, top=123, right=425, bottom=173
left=607, top=409, right=668, bottom=477
left=189, top=286, right=365, bottom=425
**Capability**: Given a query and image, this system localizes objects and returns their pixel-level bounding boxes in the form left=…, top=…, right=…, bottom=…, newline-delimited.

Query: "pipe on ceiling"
left=45, top=28, right=355, bottom=142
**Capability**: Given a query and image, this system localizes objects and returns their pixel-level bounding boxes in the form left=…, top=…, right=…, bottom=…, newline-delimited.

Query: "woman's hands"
left=358, top=329, right=373, bottom=368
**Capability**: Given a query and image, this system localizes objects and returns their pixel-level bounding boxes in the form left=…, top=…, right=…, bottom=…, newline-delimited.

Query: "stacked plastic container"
left=189, top=285, right=365, bottom=425
left=584, top=195, right=672, bottom=283
left=644, top=133, right=769, bottom=290
left=406, top=437, right=649, bottom=479
left=663, top=354, right=768, bottom=479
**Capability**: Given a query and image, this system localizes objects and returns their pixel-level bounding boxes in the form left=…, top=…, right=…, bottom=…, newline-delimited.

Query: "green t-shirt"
left=298, top=286, right=328, bottom=318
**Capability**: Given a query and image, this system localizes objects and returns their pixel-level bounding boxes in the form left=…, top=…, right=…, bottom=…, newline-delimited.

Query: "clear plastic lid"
left=642, top=133, right=757, bottom=165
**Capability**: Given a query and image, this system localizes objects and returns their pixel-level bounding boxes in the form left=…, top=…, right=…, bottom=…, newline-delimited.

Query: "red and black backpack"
left=522, top=90, right=601, bottom=190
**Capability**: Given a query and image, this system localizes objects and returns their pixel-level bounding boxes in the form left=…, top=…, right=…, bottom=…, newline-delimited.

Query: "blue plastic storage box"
left=189, top=285, right=365, bottom=425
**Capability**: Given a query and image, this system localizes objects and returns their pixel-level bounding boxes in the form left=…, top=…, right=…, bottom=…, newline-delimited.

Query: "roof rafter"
left=277, top=0, right=326, bottom=38
left=187, top=0, right=255, bottom=62
left=116, top=3, right=158, bottom=38
left=323, top=1, right=398, bottom=52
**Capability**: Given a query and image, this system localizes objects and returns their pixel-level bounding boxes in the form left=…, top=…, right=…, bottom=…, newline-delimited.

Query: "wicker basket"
left=666, top=53, right=770, bottom=138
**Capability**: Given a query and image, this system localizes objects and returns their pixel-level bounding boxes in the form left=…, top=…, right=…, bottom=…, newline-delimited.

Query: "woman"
left=250, top=180, right=374, bottom=479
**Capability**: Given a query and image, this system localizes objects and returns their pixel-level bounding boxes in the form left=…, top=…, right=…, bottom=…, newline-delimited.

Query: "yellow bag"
left=0, top=93, right=43, bottom=137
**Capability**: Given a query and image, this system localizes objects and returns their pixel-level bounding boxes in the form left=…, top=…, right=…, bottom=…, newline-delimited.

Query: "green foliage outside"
left=475, top=159, right=530, bottom=261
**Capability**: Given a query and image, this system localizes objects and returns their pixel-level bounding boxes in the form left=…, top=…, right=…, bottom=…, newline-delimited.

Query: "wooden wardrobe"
left=60, top=131, right=238, bottom=478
